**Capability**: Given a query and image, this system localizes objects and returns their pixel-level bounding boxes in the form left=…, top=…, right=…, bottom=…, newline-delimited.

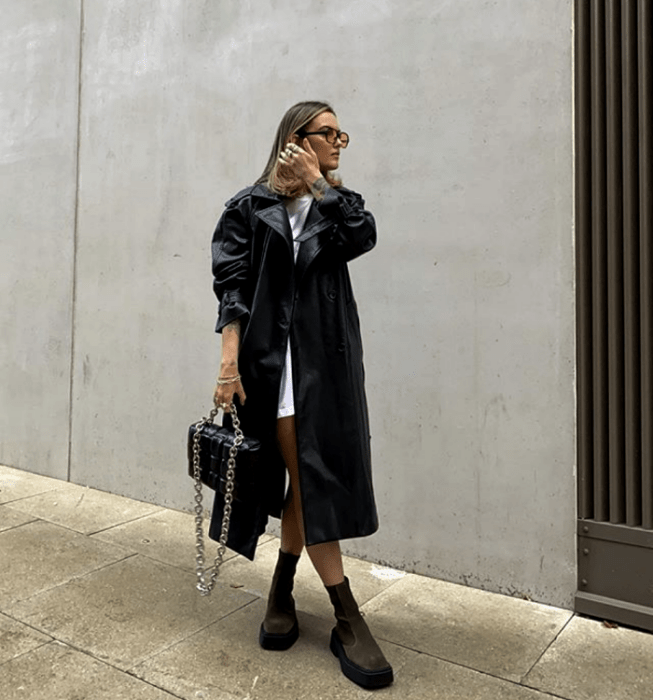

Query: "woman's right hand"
left=214, top=375, right=246, bottom=413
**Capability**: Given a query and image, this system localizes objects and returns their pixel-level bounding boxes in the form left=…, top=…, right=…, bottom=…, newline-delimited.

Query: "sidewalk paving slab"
left=0, top=504, right=38, bottom=532
left=132, top=597, right=411, bottom=700
left=0, top=641, right=179, bottom=700
left=218, top=536, right=406, bottom=619
left=357, top=565, right=573, bottom=683
left=3, top=464, right=653, bottom=700
left=0, top=465, right=68, bottom=505
left=523, top=614, right=653, bottom=700
left=0, top=612, right=52, bottom=666
left=0, top=520, right=131, bottom=607
left=393, top=653, right=558, bottom=700
left=8, top=481, right=163, bottom=535
left=90, top=507, right=243, bottom=571
left=6, top=554, right=257, bottom=671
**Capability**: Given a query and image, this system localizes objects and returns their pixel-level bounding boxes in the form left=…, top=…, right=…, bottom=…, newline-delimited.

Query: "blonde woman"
left=211, top=101, right=392, bottom=689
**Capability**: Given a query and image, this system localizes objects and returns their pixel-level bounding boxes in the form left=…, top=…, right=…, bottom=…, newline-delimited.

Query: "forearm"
left=313, top=186, right=377, bottom=261
left=220, top=319, right=241, bottom=374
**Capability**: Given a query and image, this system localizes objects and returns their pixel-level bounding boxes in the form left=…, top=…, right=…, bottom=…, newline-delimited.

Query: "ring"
left=220, top=402, right=228, bottom=409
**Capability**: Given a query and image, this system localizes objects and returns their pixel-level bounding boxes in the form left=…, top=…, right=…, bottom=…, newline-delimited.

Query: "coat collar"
left=252, top=188, right=335, bottom=280
left=254, top=202, right=293, bottom=251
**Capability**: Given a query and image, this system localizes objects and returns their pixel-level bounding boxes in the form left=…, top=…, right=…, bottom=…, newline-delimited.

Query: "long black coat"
left=209, top=183, right=379, bottom=559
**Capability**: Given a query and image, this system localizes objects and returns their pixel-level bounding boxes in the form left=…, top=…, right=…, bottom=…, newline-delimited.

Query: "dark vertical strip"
left=591, top=0, right=609, bottom=521
left=67, top=0, right=85, bottom=483
left=577, top=0, right=594, bottom=519
left=622, top=0, right=641, bottom=526
left=639, top=0, right=653, bottom=529
left=606, top=0, right=625, bottom=523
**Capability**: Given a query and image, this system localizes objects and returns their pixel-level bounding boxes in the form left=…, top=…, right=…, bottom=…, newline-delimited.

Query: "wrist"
left=305, top=170, right=322, bottom=186
left=220, top=360, right=238, bottom=374
left=309, top=176, right=328, bottom=201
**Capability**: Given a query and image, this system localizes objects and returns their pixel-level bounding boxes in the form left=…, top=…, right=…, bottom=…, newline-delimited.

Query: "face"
left=298, top=112, right=344, bottom=173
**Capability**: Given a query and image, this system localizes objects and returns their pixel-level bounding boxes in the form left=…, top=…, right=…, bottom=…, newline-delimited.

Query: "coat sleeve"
left=314, top=186, right=377, bottom=262
left=211, top=200, right=252, bottom=333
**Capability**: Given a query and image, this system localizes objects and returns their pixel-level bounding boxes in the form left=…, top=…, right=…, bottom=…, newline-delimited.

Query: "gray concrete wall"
left=0, top=0, right=576, bottom=607
left=0, top=0, right=80, bottom=478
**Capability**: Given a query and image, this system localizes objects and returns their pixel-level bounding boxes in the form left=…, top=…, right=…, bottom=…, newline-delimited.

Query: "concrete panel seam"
left=67, top=0, right=85, bottom=483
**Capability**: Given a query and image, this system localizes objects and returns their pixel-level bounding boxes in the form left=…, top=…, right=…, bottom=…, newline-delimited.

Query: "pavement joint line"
left=123, top=668, right=186, bottom=700
left=0, top=488, right=63, bottom=506
left=36, top=639, right=187, bottom=700
left=84, top=507, right=168, bottom=536
left=517, top=611, right=576, bottom=686
left=3, top=593, right=255, bottom=698
left=0, top=609, right=56, bottom=641
left=2, top=551, right=140, bottom=612
left=120, top=597, right=263, bottom=675
left=0, top=638, right=54, bottom=670
left=5, top=512, right=149, bottom=542
left=0, top=516, right=39, bottom=534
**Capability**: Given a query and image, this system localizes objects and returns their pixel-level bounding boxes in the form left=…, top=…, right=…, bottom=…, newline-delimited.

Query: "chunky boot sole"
left=259, top=620, right=299, bottom=651
left=330, top=629, right=394, bottom=689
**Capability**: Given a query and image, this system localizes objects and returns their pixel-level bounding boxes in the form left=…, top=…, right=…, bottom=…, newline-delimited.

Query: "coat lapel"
left=254, top=203, right=293, bottom=253
left=294, top=202, right=335, bottom=282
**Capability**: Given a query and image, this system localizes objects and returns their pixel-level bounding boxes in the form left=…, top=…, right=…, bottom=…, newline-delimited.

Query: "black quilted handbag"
left=187, top=405, right=263, bottom=502
left=187, top=402, right=262, bottom=595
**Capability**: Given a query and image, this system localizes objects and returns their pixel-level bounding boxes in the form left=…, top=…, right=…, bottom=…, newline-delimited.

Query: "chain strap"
left=191, top=402, right=244, bottom=596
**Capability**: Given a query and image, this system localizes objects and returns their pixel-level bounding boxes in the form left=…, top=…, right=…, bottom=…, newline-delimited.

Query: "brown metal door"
left=575, top=0, right=653, bottom=631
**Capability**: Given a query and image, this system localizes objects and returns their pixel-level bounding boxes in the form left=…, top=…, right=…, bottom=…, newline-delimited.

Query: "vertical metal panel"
left=606, top=0, right=625, bottom=522
left=576, top=0, right=594, bottom=520
left=590, top=0, right=609, bottom=520
left=639, top=0, right=653, bottom=529
left=577, top=0, right=653, bottom=629
left=622, top=0, right=641, bottom=527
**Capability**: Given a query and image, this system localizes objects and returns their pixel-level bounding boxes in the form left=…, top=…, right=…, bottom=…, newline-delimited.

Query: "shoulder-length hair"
left=256, top=101, right=342, bottom=198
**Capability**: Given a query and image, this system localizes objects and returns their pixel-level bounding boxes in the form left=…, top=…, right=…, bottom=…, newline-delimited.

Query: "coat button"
left=328, top=290, right=337, bottom=300
left=338, top=342, right=346, bottom=352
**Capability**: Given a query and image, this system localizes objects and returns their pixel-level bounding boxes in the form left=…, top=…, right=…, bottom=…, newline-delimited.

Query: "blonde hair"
left=256, top=101, right=342, bottom=197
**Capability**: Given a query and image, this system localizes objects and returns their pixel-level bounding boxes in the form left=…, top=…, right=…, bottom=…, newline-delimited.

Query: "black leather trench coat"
left=209, top=183, right=379, bottom=559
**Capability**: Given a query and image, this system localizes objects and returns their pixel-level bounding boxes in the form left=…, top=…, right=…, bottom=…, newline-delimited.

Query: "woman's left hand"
left=278, top=138, right=321, bottom=186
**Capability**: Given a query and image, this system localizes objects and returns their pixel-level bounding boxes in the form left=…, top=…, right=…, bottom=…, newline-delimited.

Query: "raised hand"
left=278, top=138, right=322, bottom=186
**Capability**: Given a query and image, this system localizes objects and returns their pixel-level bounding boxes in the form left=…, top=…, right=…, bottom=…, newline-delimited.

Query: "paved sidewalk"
left=1, top=464, right=652, bottom=700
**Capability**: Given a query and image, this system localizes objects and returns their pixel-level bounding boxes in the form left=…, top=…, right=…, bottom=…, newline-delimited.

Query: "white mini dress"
left=277, top=193, right=314, bottom=418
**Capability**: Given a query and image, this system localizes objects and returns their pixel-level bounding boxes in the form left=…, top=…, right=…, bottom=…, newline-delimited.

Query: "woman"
left=211, top=101, right=392, bottom=689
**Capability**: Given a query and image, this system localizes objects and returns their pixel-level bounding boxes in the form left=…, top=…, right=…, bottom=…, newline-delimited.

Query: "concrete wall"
left=0, top=0, right=576, bottom=607
left=0, top=0, right=80, bottom=478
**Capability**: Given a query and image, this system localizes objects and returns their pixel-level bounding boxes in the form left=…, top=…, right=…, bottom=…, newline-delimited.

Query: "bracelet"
left=216, top=374, right=241, bottom=385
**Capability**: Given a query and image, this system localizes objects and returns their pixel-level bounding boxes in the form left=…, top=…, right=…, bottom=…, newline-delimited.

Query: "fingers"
left=214, top=384, right=234, bottom=412
left=278, top=142, right=302, bottom=167
left=213, top=381, right=246, bottom=412
left=302, top=137, right=316, bottom=156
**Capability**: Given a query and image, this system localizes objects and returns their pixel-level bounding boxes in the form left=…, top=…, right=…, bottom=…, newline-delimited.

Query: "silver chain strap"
left=191, top=402, right=244, bottom=596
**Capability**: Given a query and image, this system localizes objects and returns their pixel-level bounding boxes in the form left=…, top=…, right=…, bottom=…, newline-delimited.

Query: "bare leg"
left=276, top=416, right=345, bottom=586
left=277, top=416, right=305, bottom=557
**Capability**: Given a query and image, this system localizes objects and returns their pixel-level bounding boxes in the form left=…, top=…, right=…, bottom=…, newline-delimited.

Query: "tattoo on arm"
left=224, top=319, right=241, bottom=338
left=310, top=177, right=328, bottom=201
